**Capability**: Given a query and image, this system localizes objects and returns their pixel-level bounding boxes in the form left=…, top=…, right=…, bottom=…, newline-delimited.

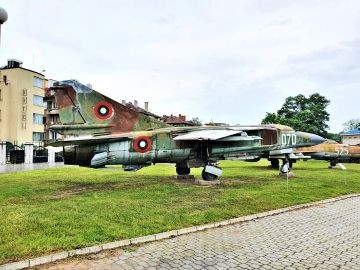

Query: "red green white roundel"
left=134, top=136, right=152, bottom=153
left=94, top=101, right=113, bottom=120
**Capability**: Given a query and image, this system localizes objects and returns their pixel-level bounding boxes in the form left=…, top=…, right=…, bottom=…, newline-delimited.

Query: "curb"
left=1, top=193, right=359, bottom=270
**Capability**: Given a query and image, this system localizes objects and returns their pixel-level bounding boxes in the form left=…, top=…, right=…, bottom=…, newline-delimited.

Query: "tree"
left=327, top=133, right=341, bottom=143
left=190, top=117, right=202, bottom=126
left=261, top=93, right=330, bottom=137
left=343, top=118, right=360, bottom=131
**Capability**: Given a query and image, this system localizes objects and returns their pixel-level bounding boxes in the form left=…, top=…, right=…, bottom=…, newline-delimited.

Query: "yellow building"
left=0, top=59, right=46, bottom=146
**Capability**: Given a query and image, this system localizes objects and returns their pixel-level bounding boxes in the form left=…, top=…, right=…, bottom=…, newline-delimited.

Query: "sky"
left=0, top=0, right=359, bottom=132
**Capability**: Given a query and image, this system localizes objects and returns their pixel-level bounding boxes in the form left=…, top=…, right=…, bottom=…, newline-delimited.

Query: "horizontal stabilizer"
left=51, top=124, right=114, bottom=131
left=48, top=133, right=131, bottom=147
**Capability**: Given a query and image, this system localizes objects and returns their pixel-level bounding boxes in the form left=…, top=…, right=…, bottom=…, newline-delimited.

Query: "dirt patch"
left=48, top=183, right=121, bottom=199
left=47, top=178, right=174, bottom=199
left=223, top=177, right=262, bottom=186
left=35, top=248, right=126, bottom=270
left=34, top=245, right=144, bottom=270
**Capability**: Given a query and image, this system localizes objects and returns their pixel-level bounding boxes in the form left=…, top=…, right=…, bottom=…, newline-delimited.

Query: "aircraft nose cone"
left=310, top=133, right=326, bottom=145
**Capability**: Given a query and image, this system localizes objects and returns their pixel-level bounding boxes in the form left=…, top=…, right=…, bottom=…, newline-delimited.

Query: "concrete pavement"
left=39, top=196, right=360, bottom=270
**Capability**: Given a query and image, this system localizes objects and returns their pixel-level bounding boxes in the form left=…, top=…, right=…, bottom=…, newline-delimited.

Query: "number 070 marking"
left=281, top=134, right=297, bottom=145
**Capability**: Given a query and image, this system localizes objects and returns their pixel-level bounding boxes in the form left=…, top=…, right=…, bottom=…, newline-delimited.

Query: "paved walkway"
left=42, top=196, right=360, bottom=270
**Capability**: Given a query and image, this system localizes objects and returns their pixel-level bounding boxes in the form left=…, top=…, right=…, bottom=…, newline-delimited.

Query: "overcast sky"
left=1, top=0, right=359, bottom=132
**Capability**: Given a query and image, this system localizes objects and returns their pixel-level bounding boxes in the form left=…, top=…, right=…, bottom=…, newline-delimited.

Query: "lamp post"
left=0, top=6, right=8, bottom=45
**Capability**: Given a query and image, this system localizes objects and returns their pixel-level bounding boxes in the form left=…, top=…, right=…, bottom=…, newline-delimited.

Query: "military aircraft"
left=266, top=140, right=360, bottom=169
left=48, top=80, right=325, bottom=180
left=296, top=140, right=360, bottom=168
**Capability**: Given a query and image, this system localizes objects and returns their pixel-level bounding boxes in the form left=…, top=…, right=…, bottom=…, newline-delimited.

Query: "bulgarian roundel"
left=93, top=101, right=114, bottom=120
left=134, top=136, right=152, bottom=153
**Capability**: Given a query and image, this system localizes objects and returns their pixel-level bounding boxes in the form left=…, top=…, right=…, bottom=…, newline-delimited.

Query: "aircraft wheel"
left=201, top=169, right=218, bottom=181
left=330, top=160, right=337, bottom=167
left=270, top=159, right=279, bottom=169
left=176, top=166, right=190, bottom=175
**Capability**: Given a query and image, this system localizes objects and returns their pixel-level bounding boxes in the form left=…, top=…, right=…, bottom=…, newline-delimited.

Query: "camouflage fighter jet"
left=48, top=80, right=325, bottom=180
left=266, top=140, right=360, bottom=169
left=296, top=140, right=360, bottom=168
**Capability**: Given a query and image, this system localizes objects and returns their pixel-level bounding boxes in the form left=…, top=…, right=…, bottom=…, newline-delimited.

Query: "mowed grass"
left=0, top=160, right=359, bottom=264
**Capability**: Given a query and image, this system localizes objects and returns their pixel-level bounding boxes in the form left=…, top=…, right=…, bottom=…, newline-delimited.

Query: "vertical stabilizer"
left=50, top=80, right=167, bottom=135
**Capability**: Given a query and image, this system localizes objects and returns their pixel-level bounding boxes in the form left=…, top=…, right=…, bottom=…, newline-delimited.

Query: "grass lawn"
left=0, top=159, right=359, bottom=264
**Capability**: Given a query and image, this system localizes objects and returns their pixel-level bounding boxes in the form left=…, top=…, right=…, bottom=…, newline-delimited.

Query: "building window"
left=51, top=131, right=58, bottom=140
left=33, top=113, right=44, bottom=125
left=33, top=77, right=43, bottom=88
left=32, top=132, right=44, bottom=141
left=33, top=95, right=44, bottom=107
left=50, top=115, right=58, bottom=123
left=47, top=101, right=53, bottom=110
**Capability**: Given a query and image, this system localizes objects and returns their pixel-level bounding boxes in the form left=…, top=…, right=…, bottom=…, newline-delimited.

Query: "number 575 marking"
left=335, top=148, right=349, bottom=155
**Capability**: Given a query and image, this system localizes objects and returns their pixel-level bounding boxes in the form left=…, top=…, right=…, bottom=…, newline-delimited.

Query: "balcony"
left=45, top=121, right=61, bottom=127
left=45, top=108, right=59, bottom=115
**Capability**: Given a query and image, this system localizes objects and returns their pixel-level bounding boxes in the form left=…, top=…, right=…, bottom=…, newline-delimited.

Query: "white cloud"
left=1, top=0, right=359, bottom=132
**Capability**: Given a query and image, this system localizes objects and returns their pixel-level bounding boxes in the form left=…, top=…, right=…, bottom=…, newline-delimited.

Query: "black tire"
left=176, top=166, right=190, bottom=175
left=289, top=160, right=293, bottom=169
left=330, top=160, right=337, bottom=167
left=201, top=169, right=218, bottom=181
left=270, top=159, right=279, bottom=169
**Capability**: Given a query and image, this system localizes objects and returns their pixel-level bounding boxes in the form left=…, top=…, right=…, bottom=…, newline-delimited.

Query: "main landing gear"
left=201, top=164, right=222, bottom=181
left=329, top=160, right=337, bottom=168
left=202, top=169, right=218, bottom=181
left=270, top=159, right=279, bottom=169
left=176, top=164, right=222, bottom=181
left=176, top=166, right=191, bottom=175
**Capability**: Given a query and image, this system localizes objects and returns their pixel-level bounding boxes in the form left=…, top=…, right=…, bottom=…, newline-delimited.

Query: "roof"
left=161, top=115, right=195, bottom=126
left=125, top=102, right=160, bottom=119
left=0, top=66, right=45, bottom=77
left=340, top=128, right=360, bottom=136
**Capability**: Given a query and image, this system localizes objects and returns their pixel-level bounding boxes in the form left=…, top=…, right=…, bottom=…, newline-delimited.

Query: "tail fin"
left=50, top=80, right=168, bottom=136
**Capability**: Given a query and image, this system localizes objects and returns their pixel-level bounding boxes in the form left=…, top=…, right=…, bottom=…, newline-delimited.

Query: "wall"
left=0, top=68, right=45, bottom=145
left=342, top=135, right=360, bottom=145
